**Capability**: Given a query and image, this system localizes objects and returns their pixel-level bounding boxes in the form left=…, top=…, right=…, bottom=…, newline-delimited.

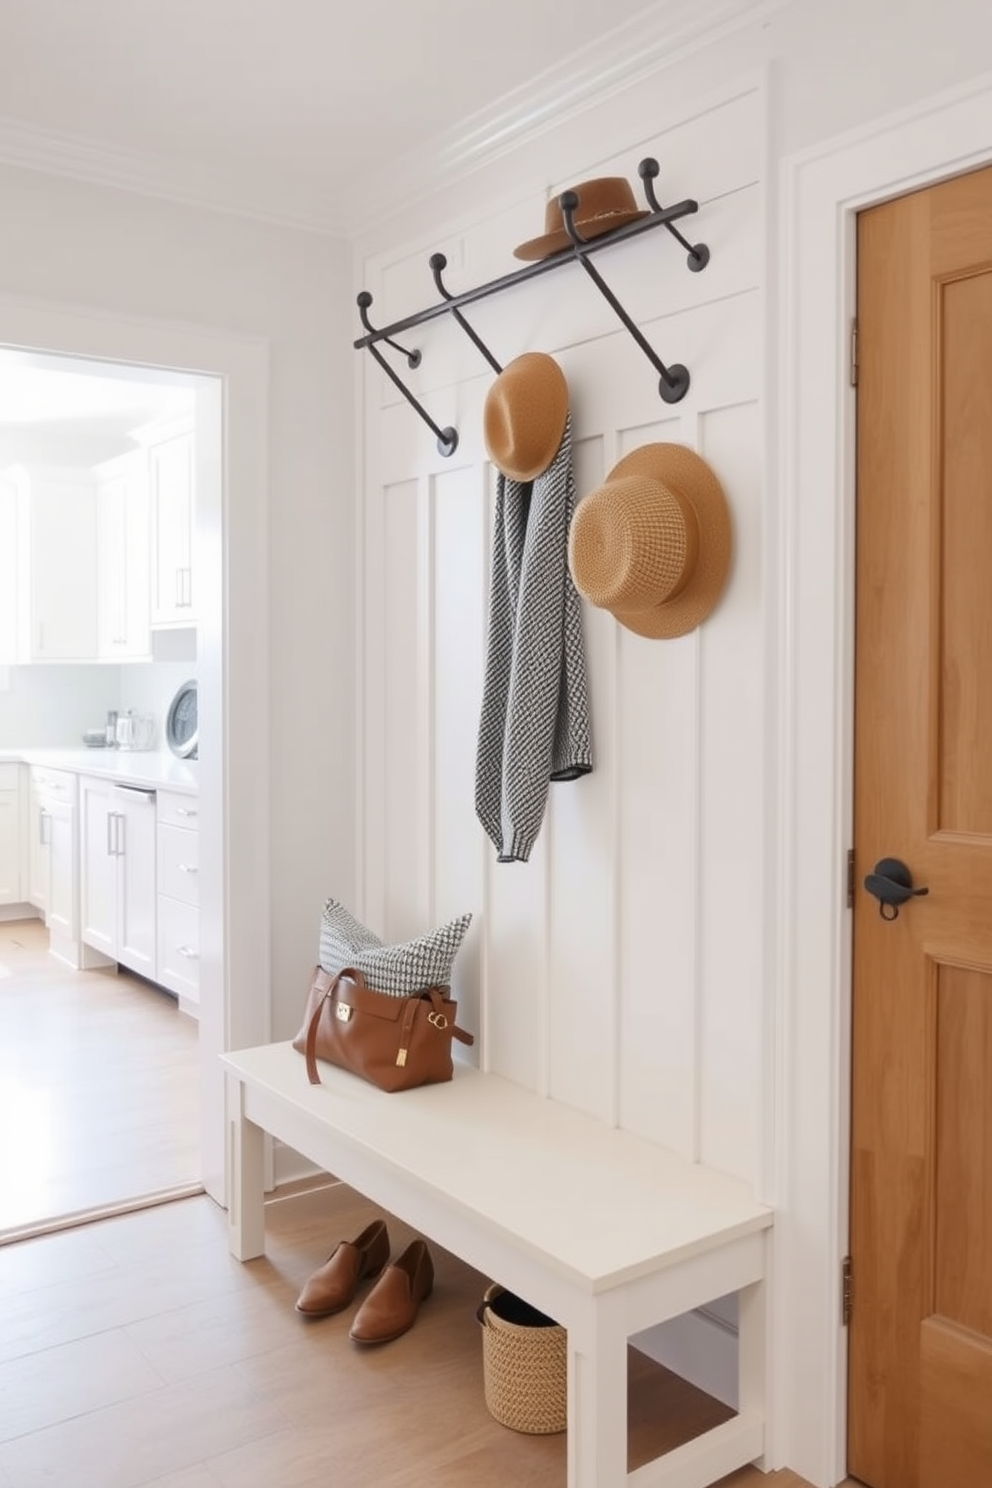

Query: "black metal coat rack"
left=354, top=157, right=709, bottom=457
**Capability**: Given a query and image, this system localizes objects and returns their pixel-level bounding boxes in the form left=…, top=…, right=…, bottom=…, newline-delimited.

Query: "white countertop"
left=0, top=748, right=199, bottom=794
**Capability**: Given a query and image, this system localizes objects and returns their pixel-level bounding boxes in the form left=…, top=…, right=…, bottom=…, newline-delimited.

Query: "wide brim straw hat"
left=513, top=176, right=649, bottom=262
left=483, top=352, right=569, bottom=482
left=568, top=444, right=732, bottom=639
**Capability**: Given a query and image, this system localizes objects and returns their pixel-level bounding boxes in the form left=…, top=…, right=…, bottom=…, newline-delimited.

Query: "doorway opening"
left=0, top=346, right=221, bottom=1240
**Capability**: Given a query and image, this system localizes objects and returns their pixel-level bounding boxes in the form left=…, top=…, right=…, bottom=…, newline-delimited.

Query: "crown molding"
left=0, top=0, right=787, bottom=239
left=0, top=115, right=345, bottom=237
left=347, top=0, right=789, bottom=234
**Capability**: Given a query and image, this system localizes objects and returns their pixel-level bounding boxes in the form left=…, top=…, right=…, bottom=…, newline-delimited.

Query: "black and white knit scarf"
left=475, top=415, right=593, bottom=862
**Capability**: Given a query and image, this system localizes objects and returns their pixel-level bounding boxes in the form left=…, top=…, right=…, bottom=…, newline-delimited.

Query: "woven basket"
left=477, top=1284, right=567, bottom=1435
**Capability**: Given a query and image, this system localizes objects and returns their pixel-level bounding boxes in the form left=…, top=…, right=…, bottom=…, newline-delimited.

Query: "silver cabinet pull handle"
left=176, top=945, right=199, bottom=959
left=177, top=863, right=198, bottom=874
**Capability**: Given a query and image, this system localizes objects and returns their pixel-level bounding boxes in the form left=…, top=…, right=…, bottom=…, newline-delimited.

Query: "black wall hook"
left=429, top=254, right=503, bottom=375
left=639, top=160, right=709, bottom=272
left=559, top=189, right=690, bottom=405
left=357, top=291, right=457, bottom=457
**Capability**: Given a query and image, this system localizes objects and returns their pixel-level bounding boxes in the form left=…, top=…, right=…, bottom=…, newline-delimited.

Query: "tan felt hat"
left=568, top=444, right=732, bottom=639
left=483, top=353, right=569, bottom=482
left=513, top=177, right=649, bottom=262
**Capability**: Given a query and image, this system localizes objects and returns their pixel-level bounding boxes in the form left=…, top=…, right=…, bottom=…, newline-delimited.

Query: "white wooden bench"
left=221, top=1043, right=774, bottom=1488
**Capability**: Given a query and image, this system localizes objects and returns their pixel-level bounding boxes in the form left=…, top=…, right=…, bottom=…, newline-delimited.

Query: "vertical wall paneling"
left=613, top=413, right=702, bottom=1157
left=359, top=81, right=767, bottom=1172
left=547, top=429, right=615, bottom=1123
left=698, top=401, right=763, bottom=1183
left=432, top=460, right=486, bottom=1058
left=382, top=480, right=425, bottom=940
left=359, top=468, right=390, bottom=931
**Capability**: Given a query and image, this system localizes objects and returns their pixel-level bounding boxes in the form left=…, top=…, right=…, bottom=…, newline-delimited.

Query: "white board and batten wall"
left=359, top=83, right=765, bottom=1177
left=357, top=78, right=766, bottom=1406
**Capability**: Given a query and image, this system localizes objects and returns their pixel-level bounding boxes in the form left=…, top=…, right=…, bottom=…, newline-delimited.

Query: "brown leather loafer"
left=295, top=1219, right=390, bottom=1317
left=348, top=1238, right=434, bottom=1344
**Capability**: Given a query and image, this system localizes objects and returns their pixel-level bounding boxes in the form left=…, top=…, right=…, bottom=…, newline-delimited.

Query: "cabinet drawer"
left=157, top=895, right=199, bottom=1002
left=157, top=823, right=199, bottom=905
left=157, top=790, right=199, bottom=830
left=31, top=767, right=75, bottom=801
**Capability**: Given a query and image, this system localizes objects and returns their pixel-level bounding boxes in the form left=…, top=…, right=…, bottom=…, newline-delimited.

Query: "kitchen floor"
left=0, top=917, right=200, bottom=1237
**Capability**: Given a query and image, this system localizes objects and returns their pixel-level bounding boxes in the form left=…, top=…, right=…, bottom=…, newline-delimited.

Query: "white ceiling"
left=0, top=0, right=778, bottom=234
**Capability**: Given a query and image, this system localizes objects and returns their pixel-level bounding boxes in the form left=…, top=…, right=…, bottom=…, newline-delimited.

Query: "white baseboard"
left=0, top=903, right=40, bottom=923
left=272, top=1138, right=325, bottom=1189
left=634, top=1296, right=740, bottom=1410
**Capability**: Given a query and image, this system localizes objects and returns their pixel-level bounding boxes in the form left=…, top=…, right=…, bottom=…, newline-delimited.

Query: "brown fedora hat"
left=513, top=176, right=649, bottom=262
left=483, top=353, right=569, bottom=482
left=568, top=444, right=732, bottom=639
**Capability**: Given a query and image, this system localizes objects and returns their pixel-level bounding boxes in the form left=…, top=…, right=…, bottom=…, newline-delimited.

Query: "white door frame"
left=776, top=70, right=992, bottom=1488
left=0, top=295, right=271, bottom=1205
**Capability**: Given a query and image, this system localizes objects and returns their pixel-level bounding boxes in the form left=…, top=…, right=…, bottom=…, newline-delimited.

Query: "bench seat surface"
left=221, top=1042, right=772, bottom=1294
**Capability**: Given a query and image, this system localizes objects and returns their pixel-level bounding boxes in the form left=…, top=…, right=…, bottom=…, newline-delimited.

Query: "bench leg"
left=226, top=1075, right=266, bottom=1261
left=568, top=1313, right=628, bottom=1488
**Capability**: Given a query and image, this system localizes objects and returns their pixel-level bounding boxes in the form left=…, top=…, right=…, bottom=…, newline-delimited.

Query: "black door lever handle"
left=863, top=857, right=929, bottom=920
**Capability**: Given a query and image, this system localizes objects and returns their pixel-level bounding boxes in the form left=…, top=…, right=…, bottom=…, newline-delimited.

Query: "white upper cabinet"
left=144, top=417, right=196, bottom=628
left=94, top=448, right=151, bottom=661
left=0, top=465, right=98, bottom=663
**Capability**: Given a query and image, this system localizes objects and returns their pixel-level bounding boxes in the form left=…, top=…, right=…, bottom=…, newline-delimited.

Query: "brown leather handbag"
left=292, top=966, right=474, bottom=1092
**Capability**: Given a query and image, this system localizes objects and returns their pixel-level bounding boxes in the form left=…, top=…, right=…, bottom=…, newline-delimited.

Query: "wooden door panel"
left=852, top=163, right=992, bottom=1487
left=920, top=1319, right=992, bottom=1488
left=934, top=965, right=992, bottom=1335
left=939, top=270, right=992, bottom=833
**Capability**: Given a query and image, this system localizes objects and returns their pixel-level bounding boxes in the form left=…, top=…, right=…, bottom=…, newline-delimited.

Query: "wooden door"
left=850, top=165, right=992, bottom=1487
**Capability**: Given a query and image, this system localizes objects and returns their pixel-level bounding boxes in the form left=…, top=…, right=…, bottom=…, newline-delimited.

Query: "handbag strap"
left=304, top=966, right=364, bottom=1084
left=425, top=986, right=475, bottom=1046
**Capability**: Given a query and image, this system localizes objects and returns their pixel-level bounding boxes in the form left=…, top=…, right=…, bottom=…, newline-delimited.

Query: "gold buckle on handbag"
left=335, top=1002, right=353, bottom=1022
left=428, top=1010, right=448, bottom=1029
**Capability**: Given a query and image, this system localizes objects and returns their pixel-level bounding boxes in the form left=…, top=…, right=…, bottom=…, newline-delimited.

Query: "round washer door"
left=166, top=680, right=198, bottom=759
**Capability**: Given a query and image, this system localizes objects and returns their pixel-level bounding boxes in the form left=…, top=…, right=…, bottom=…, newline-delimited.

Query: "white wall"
left=352, top=3, right=992, bottom=1483
left=0, top=165, right=356, bottom=1036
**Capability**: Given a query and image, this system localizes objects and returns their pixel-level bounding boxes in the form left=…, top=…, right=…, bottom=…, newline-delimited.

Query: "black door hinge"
left=842, top=1255, right=853, bottom=1326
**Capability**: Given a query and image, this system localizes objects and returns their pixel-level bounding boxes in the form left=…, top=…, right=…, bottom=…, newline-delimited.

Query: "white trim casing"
left=777, top=70, right=992, bottom=1488
left=0, top=295, right=271, bottom=1205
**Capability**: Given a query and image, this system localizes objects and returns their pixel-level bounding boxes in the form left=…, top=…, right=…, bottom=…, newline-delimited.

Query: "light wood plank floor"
left=0, top=1181, right=861, bottom=1488
left=0, top=917, right=200, bottom=1237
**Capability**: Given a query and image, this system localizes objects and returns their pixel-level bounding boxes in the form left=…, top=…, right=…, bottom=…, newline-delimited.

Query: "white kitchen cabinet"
left=146, top=420, right=196, bottom=628
left=95, top=449, right=151, bottom=661
left=0, top=465, right=98, bottom=662
left=27, top=767, right=80, bottom=964
left=0, top=763, right=22, bottom=905
left=79, top=777, right=157, bottom=979
left=156, top=790, right=200, bottom=1014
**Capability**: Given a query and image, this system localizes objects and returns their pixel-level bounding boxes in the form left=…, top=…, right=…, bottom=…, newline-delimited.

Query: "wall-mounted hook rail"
left=354, top=158, right=709, bottom=454
left=357, top=290, right=457, bottom=456
left=429, top=254, right=502, bottom=374
left=559, top=189, right=689, bottom=404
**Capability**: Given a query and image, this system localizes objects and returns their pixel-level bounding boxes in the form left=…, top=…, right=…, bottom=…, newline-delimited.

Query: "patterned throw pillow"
left=318, top=898, right=472, bottom=998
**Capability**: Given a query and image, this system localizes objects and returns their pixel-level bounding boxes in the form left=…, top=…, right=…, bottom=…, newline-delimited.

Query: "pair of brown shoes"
left=294, top=1219, right=434, bottom=1344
